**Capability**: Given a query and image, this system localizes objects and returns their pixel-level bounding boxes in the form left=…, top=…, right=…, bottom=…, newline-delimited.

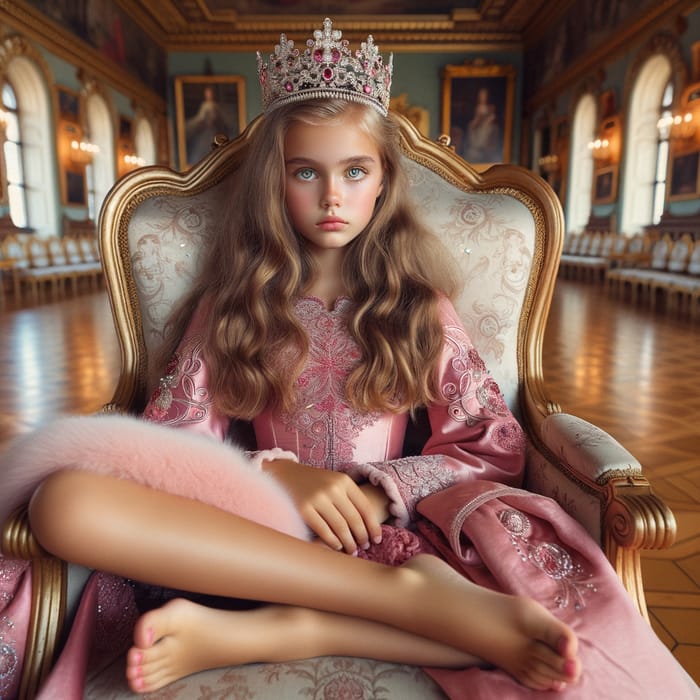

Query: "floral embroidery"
left=279, top=298, right=380, bottom=469
left=498, top=508, right=597, bottom=610
left=144, top=334, right=213, bottom=426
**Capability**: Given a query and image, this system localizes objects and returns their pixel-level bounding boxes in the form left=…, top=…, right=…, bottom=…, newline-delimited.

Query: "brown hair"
left=159, top=99, right=461, bottom=418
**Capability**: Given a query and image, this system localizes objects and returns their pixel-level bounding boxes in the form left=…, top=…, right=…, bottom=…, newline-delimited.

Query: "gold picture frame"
left=592, top=166, right=618, bottom=205
left=441, top=61, right=515, bottom=167
left=174, top=75, right=246, bottom=170
left=668, top=150, right=700, bottom=201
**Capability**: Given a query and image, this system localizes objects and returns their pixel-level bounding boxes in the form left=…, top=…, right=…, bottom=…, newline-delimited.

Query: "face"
left=284, top=119, right=384, bottom=257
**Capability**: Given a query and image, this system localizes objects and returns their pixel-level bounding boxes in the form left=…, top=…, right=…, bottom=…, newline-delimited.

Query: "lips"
left=317, top=216, right=347, bottom=231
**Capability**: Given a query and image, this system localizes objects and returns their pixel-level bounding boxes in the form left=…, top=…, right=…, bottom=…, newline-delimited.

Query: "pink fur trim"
left=0, top=414, right=309, bottom=549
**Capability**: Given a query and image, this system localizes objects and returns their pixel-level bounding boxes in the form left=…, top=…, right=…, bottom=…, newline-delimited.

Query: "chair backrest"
left=611, top=234, right=628, bottom=256
left=599, top=232, right=615, bottom=256
left=64, top=237, right=83, bottom=265
left=577, top=232, right=592, bottom=255
left=564, top=233, right=581, bottom=255
left=1, top=235, right=30, bottom=270
left=47, top=237, right=67, bottom=266
left=98, top=112, right=563, bottom=431
left=667, top=234, right=693, bottom=273
left=687, top=239, right=700, bottom=276
left=648, top=234, right=672, bottom=270
left=27, top=238, right=51, bottom=268
left=586, top=232, right=603, bottom=256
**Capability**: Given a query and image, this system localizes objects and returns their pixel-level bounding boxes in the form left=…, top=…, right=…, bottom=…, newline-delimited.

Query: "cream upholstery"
left=2, top=113, right=678, bottom=699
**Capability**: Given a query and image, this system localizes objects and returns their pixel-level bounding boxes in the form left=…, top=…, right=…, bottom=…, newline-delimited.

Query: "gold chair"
left=2, top=113, right=679, bottom=698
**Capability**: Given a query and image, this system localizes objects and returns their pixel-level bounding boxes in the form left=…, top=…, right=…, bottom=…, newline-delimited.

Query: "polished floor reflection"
left=0, top=280, right=698, bottom=684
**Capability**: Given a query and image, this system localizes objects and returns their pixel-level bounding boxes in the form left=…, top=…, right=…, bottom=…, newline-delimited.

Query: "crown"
left=257, top=18, right=393, bottom=116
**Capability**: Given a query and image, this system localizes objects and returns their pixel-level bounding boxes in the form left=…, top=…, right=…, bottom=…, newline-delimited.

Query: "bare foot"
left=402, top=555, right=581, bottom=691
left=125, top=596, right=482, bottom=694
left=125, top=598, right=294, bottom=693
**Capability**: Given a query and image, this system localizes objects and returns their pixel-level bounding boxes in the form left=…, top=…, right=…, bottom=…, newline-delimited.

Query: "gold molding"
left=527, top=0, right=698, bottom=110
left=0, top=0, right=165, bottom=114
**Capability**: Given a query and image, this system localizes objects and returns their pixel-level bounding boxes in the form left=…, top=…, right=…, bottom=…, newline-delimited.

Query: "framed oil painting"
left=174, top=75, right=246, bottom=170
left=57, top=86, right=80, bottom=122
left=65, top=168, right=87, bottom=206
left=441, top=62, right=515, bottom=167
left=593, top=166, right=618, bottom=204
left=669, top=150, right=700, bottom=201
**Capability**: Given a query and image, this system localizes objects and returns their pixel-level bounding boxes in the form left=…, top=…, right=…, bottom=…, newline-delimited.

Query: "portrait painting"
left=174, top=76, right=247, bottom=170
left=57, top=87, right=80, bottom=122
left=592, top=166, right=618, bottom=204
left=441, top=62, right=515, bottom=167
left=65, top=169, right=87, bottom=206
left=669, top=151, right=700, bottom=200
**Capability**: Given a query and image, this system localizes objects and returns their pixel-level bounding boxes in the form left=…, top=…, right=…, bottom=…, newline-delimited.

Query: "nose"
left=321, top=177, right=341, bottom=209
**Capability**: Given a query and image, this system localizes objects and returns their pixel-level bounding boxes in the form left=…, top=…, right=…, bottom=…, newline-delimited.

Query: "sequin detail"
left=498, top=508, right=597, bottom=610
left=0, top=615, right=18, bottom=695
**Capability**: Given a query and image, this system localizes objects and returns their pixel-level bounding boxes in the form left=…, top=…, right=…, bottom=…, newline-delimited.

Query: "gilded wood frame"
left=174, top=75, right=246, bottom=171
left=441, top=61, right=515, bottom=168
left=592, top=165, right=618, bottom=205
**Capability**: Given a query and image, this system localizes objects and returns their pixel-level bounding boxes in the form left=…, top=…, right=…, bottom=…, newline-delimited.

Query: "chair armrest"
left=540, top=412, right=642, bottom=481
left=535, top=412, right=677, bottom=619
left=2, top=506, right=67, bottom=700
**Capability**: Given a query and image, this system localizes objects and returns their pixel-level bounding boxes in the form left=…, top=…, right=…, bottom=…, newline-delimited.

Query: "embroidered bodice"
left=144, top=295, right=525, bottom=525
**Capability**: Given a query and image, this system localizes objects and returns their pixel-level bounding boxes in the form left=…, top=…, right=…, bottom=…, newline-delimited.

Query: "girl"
left=2, top=18, right=694, bottom=700
left=26, top=96, right=579, bottom=696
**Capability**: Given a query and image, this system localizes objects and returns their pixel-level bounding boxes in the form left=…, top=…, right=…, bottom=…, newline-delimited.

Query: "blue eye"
left=296, top=167, right=316, bottom=181
left=347, top=166, right=366, bottom=180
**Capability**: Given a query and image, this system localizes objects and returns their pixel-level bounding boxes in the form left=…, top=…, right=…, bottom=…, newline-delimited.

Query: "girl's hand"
left=262, top=459, right=383, bottom=554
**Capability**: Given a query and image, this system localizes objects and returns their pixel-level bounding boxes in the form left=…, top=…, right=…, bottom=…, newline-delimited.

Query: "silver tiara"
left=257, top=18, right=393, bottom=116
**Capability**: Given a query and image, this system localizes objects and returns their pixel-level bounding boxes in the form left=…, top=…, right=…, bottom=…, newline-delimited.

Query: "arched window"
left=620, top=54, right=672, bottom=235
left=2, top=80, right=28, bottom=228
left=565, top=94, right=596, bottom=233
left=653, top=81, right=673, bottom=224
left=86, top=92, right=115, bottom=221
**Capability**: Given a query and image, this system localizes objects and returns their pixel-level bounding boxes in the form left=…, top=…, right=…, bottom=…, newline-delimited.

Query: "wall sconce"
left=70, top=139, right=99, bottom=164
left=587, top=138, right=610, bottom=161
left=538, top=153, right=560, bottom=174
left=123, top=153, right=146, bottom=168
left=657, top=111, right=695, bottom=141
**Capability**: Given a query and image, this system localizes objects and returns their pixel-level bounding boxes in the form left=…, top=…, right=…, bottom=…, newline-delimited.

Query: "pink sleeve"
left=142, top=301, right=230, bottom=441
left=348, top=296, right=526, bottom=526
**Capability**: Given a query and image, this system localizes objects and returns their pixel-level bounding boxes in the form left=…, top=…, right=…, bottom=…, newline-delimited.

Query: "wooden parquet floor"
left=0, top=280, right=699, bottom=684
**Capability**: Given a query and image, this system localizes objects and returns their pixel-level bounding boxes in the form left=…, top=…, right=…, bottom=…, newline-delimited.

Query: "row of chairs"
left=559, top=230, right=640, bottom=282
left=0, top=232, right=103, bottom=309
left=560, top=230, right=700, bottom=317
left=607, top=233, right=700, bottom=314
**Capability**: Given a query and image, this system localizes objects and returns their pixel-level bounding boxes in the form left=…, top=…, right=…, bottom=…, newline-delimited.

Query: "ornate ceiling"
left=121, top=0, right=567, bottom=51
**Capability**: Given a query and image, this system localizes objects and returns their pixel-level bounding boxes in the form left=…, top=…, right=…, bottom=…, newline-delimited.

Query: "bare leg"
left=125, top=599, right=483, bottom=693
left=29, top=470, right=580, bottom=690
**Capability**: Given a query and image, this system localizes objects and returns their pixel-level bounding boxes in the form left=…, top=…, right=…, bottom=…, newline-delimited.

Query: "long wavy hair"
left=159, top=98, right=461, bottom=418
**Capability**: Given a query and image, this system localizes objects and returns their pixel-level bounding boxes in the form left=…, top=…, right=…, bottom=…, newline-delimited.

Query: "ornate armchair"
left=2, top=113, right=679, bottom=699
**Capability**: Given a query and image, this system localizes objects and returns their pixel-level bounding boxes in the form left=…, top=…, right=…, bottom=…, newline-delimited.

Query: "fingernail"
left=351, top=549, right=359, bottom=557
left=564, top=659, right=577, bottom=678
left=133, top=651, right=143, bottom=664
left=373, top=535, right=382, bottom=544
left=361, top=541, right=370, bottom=550
left=146, top=626, right=154, bottom=645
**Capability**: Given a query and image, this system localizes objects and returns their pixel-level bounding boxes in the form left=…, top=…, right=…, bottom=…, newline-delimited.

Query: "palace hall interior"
left=1, top=1, right=700, bottom=698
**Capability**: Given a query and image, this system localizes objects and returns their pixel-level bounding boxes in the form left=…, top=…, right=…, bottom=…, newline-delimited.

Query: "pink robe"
left=0, top=295, right=694, bottom=698
left=142, top=295, right=693, bottom=699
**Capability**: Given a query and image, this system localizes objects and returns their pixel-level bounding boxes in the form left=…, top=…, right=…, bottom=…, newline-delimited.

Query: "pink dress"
left=0, top=295, right=694, bottom=698
left=142, top=295, right=692, bottom=699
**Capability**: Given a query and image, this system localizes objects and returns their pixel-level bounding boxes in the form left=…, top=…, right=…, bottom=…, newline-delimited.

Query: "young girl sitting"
left=1, top=18, right=694, bottom=700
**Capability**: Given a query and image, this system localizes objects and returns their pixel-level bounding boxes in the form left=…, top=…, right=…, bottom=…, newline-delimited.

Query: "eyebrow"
left=285, top=155, right=378, bottom=167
